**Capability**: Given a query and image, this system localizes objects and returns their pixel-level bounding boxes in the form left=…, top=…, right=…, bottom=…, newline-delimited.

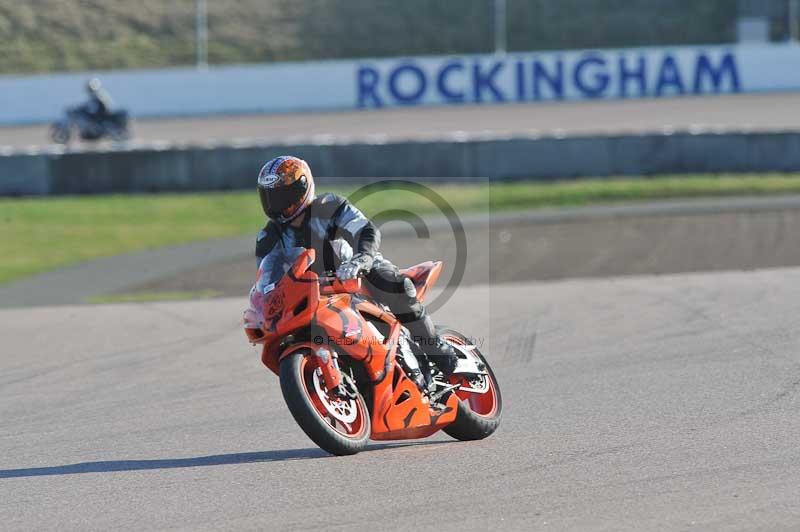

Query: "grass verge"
left=4, top=174, right=800, bottom=285
left=85, top=290, right=223, bottom=304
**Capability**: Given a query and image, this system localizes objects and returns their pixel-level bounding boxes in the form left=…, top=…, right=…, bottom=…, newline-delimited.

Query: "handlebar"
left=319, top=274, right=362, bottom=295
left=320, top=269, right=367, bottom=281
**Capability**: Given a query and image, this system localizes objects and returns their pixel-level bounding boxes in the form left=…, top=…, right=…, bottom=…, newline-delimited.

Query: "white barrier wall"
left=2, top=43, right=800, bottom=124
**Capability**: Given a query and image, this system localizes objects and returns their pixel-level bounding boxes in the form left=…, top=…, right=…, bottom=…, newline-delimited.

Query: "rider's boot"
left=405, top=313, right=459, bottom=377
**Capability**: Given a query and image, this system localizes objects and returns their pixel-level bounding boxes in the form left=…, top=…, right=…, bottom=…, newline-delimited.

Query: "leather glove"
left=336, top=253, right=374, bottom=281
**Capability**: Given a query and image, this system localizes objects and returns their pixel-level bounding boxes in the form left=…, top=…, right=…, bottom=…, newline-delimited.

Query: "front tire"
left=279, top=350, right=370, bottom=456
left=439, top=328, right=502, bottom=441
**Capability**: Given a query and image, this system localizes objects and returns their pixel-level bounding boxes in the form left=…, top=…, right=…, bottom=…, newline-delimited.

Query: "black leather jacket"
left=255, top=193, right=380, bottom=275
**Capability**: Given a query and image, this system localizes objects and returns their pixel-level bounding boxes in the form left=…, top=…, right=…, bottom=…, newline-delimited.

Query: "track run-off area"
left=2, top=267, right=800, bottom=530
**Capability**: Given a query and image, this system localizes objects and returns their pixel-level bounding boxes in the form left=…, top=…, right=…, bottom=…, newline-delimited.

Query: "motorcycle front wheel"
left=279, top=350, right=370, bottom=456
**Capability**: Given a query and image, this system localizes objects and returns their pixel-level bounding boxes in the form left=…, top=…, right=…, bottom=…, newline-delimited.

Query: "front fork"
left=317, top=346, right=363, bottom=400
left=279, top=342, right=343, bottom=391
left=312, top=345, right=344, bottom=391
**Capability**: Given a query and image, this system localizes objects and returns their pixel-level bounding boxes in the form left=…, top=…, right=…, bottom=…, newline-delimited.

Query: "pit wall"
left=4, top=130, right=800, bottom=196
left=2, top=43, right=800, bottom=124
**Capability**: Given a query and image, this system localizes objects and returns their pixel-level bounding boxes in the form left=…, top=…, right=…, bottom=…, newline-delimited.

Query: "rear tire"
left=50, top=123, right=70, bottom=144
left=279, top=350, right=370, bottom=456
left=439, top=328, right=502, bottom=441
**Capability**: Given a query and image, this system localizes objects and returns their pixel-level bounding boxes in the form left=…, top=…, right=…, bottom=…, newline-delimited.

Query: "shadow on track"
left=0, top=441, right=454, bottom=479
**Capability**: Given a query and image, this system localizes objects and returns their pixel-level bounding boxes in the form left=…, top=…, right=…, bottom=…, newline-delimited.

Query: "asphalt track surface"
left=3, top=92, right=800, bottom=148
left=2, top=268, right=800, bottom=531
left=4, top=92, right=800, bottom=530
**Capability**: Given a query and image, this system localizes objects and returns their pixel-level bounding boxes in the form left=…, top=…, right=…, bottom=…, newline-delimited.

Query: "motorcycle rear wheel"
left=50, top=123, right=70, bottom=144
left=279, top=350, right=370, bottom=456
left=439, top=328, right=503, bottom=441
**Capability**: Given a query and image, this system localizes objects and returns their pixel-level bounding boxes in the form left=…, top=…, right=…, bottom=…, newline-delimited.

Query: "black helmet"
left=257, top=156, right=316, bottom=223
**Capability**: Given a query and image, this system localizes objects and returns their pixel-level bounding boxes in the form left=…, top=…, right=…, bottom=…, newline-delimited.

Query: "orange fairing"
left=370, top=358, right=459, bottom=440
left=400, top=261, right=443, bottom=303
left=243, top=249, right=457, bottom=440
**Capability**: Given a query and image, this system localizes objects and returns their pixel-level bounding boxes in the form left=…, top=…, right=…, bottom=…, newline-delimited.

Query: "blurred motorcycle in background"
left=50, top=106, right=131, bottom=144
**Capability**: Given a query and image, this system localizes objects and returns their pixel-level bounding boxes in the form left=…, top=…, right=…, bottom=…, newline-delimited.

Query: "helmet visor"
left=259, top=175, right=309, bottom=220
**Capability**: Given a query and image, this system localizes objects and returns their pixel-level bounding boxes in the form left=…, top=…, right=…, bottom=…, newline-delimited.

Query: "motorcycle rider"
left=83, top=78, right=113, bottom=123
left=73, top=78, right=116, bottom=140
left=255, top=155, right=459, bottom=376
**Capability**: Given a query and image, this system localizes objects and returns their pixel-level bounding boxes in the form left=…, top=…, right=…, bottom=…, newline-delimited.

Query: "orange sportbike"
left=243, top=246, right=502, bottom=455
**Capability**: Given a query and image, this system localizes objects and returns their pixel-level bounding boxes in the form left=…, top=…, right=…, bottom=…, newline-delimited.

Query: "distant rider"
left=80, top=78, right=114, bottom=136
left=255, top=155, right=459, bottom=376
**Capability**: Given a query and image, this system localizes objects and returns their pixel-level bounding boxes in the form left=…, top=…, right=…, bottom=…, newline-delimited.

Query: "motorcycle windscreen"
left=248, top=246, right=307, bottom=322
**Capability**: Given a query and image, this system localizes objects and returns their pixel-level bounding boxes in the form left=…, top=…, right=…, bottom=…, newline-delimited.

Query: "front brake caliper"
left=315, top=346, right=343, bottom=390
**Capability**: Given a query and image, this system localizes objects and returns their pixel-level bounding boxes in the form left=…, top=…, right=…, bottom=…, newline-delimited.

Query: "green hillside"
left=0, top=0, right=780, bottom=75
